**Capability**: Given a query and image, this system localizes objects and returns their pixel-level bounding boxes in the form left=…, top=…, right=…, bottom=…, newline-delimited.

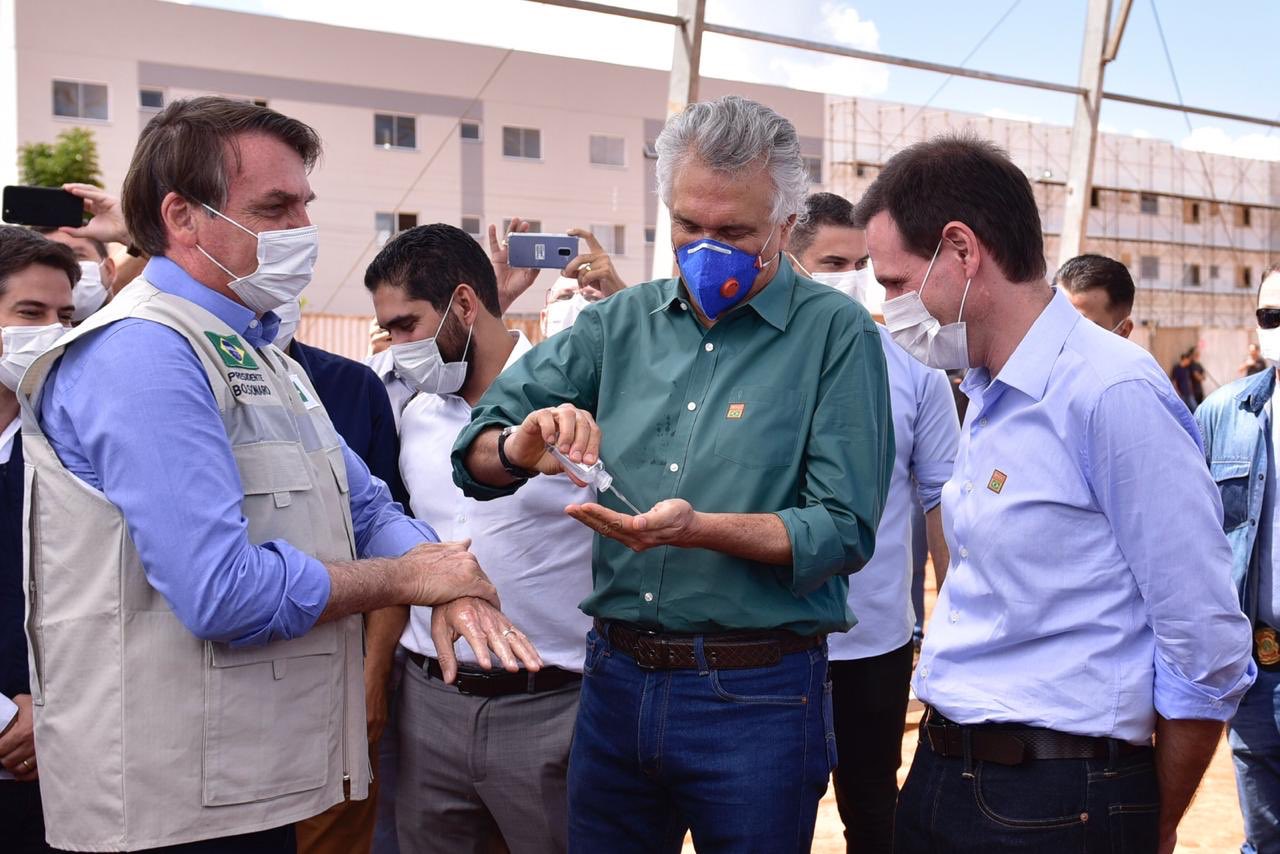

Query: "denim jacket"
left=1195, top=368, right=1275, bottom=624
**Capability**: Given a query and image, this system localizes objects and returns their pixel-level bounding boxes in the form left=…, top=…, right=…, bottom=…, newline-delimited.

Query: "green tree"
left=18, top=127, right=102, bottom=188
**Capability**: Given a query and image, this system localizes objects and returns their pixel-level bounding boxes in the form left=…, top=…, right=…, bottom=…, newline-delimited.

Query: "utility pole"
left=1058, top=0, right=1128, bottom=270
left=650, top=0, right=705, bottom=281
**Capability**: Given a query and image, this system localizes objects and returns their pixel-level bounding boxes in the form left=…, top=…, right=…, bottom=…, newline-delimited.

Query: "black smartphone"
left=2, top=185, right=84, bottom=227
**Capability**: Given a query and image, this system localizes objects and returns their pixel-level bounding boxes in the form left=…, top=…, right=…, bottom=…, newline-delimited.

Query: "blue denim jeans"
left=567, top=627, right=835, bottom=854
left=895, top=729, right=1159, bottom=852
left=1230, top=665, right=1280, bottom=854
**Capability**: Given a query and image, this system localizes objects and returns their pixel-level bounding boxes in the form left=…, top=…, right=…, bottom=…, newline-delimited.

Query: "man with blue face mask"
left=789, top=192, right=958, bottom=854
left=453, top=95, right=894, bottom=852
left=21, top=97, right=540, bottom=853
left=856, top=134, right=1254, bottom=854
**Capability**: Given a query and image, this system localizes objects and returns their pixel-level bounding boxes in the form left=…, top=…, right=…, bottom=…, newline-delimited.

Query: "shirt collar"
left=649, top=255, right=796, bottom=332
left=1238, top=366, right=1277, bottom=415
left=503, top=329, right=532, bottom=372
left=987, top=289, right=1079, bottom=402
left=144, top=256, right=281, bottom=348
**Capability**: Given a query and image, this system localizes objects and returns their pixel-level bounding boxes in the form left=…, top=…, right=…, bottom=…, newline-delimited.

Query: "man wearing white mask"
left=35, top=226, right=114, bottom=322
left=1197, top=262, right=1280, bottom=854
left=854, top=134, right=1254, bottom=854
left=1053, top=253, right=1135, bottom=338
left=22, top=97, right=540, bottom=853
left=788, top=192, right=958, bottom=853
left=0, top=227, right=75, bottom=853
left=365, top=224, right=593, bottom=853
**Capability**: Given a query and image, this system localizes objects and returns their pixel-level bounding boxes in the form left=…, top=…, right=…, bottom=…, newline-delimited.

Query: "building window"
left=52, top=80, right=108, bottom=120
left=501, top=218, right=542, bottom=234
left=461, top=216, right=482, bottom=237
left=1236, top=205, right=1253, bottom=228
left=1184, top=264, right=1201, bottom=287
left=590, top=224, right=626, bottom=256
left=376, top=212, right=418, bottom=244
left=460, top=121, right=481, bottom=141
left=1209, top=264, right=1221, bottom=281
left=642, top=139, right=658, bottom=160
left=645, top=226, right=656, bottom=245
left=1183, top=200, right=1201, bottom=224
left=375, top=113, right=416, bottom=149
left=1139, top=193, right=1159, bottom=215
left=139, top=88, right=165, bottom=110
left=502, top=126, right=541, bottom=159
left=803, top=155, right=822, bottom=185
left=1139, top=256, right=1159, bottom=280
left=1239, top=265, right=1255, bottom=289
left=589, top=134, right=625, bottom=167
left=1090, top=187, right=1101, bottom=208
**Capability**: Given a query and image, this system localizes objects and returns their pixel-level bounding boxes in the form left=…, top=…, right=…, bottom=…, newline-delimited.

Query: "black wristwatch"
left=497, top=425, right=538, bottom=482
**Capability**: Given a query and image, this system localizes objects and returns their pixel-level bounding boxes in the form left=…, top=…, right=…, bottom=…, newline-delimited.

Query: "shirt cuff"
left=230, top=546, right=331, bottom=647
left=451, top=416, right=523, bottom=501
left=363, top=515, right=439, bottom=559
left=773, top=505, right=848, bottom=596
left=1152, top=652, right=1257, bottom=721
left=0, top=693, right=17, bottom=733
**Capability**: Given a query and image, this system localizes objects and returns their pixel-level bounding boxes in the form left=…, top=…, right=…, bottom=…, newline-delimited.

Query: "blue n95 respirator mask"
left=675, top=228, right=779, bottom=320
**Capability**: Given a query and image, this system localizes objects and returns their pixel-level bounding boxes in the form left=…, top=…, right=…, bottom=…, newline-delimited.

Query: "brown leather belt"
left=922, top=707, right=1152, bottom=766
left=406, top=650, right=581, bottom=697
left=596, top=618, right=823, bottom=670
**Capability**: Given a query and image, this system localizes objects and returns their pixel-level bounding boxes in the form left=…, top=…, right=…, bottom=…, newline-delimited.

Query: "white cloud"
left=984, top=107, right=1043, bottom=124
left=1131, top=128, right=1151, bottom=138
left=1181, top=126, right=1280, bottom=162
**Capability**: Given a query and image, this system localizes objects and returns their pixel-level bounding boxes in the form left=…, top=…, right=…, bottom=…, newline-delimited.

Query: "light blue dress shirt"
left=38, top=257, right=436, bottom=647
left=915, top=290, right=1255, bottom=743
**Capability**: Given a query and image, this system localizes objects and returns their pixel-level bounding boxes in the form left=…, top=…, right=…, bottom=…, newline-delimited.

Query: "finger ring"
left=581, top=262, right=592, bottom=273
left=502, top=628, right=516, bottom=638
left=500, top=239, right=509, bottom=250
left=19, top=759, right=30, bottom=770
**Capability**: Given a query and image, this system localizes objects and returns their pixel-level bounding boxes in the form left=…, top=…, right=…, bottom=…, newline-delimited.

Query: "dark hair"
left=1052, top=253, right=1134, bottom=313
left=0, top=226, right=80, bottom=295
left=364, top=224, right=500, bottom=317
left=791, top=192, right=857, bottom=258
left=32, top=226, right=108, bottom=260
left=121, top=96, right=322, bottom=258
left=851, top=133, right=1046, bottom=282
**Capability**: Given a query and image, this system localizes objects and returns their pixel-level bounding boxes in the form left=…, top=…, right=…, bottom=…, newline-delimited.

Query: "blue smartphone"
left=507, top=233, right=580, bottom=269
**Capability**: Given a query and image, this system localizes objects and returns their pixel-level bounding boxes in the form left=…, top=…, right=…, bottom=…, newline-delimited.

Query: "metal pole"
left=650, top=0, right=704, bottom=281
left=1103, top=0, right=1134, bottom=62
left=1058, top=0, right=1113, bottom=270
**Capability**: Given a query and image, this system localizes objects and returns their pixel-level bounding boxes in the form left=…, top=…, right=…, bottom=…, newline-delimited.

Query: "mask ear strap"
left=757, top=226, right=782, bottom=271
left=957, top=278, right=973, bottom=321
left=785, top=251, right=811, bottom=278
left=919, top=238, right=944, bottom=298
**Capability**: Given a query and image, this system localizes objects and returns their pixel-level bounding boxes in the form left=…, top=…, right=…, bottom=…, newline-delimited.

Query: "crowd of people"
left=0, top=91, right=1277, bottom=854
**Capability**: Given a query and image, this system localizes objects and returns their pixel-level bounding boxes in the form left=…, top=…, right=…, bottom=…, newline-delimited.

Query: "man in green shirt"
left=452, top=95, right=893, bottom=852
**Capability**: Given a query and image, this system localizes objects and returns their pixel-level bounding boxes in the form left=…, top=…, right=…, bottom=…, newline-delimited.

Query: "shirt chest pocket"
left=1210, top=459, right=1252, bottom=532
left=713, top=385, right=806, bottom=469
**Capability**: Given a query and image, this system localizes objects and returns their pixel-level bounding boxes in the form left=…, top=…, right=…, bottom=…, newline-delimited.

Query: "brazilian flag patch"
left=204, top=332, right=259, bottom=370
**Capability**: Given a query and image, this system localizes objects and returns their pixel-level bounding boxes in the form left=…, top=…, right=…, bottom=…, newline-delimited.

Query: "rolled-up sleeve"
left=1087, top=379, right=1256, bottom=720
left=774, top=320, right=894, bottom=594
left=912, top=367, right=960, bottom=511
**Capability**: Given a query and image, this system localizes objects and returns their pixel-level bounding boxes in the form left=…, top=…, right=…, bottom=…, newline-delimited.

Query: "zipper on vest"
left=341, top=616, right=350, bottom=783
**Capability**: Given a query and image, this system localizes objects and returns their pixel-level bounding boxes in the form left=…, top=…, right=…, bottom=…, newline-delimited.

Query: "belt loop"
left=1104, top=738, right=1119, bottom=777
left=961, top=728, right=975, bottom=780
left=694, top=636, right=709, bottom=675
left=527, top=671, right=536, bottom=693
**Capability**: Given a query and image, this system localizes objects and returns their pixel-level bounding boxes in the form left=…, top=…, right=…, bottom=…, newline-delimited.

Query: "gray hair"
left=655, top=95, right=807, bottom=225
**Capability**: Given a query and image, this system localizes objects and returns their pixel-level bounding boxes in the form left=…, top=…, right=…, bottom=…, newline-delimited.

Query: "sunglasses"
left=1258, top=308, right=1280, bottom=330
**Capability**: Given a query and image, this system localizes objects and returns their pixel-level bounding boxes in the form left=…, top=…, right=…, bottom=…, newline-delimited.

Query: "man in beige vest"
left=20, top=96, right=541, bottom=853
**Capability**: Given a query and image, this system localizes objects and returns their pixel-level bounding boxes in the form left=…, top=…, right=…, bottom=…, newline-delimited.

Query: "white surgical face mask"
left=881, top=238, right=972, bottom=370
left=390, top=291, right=473, bottom=395
left=273, top=297, right=302, bottom=351
left=1259, top=327, right=1280, bottom=365
left=73, top=260, right=109, bottom=323
left=542, top=292, right=588, bottom=337
left=0, top=323, right=67, bottom=391
left=197, top=204, right=318, bottom=315
left=810, top=268, right=872, bottom=304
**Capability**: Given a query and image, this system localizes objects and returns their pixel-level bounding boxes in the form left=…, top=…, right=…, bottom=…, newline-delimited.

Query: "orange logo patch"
left=987, top=470, right=1007, bottom=494
left=726, top=403, right=746, bottom=419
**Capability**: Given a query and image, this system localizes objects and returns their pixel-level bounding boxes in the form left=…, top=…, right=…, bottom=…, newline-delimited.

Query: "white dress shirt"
left=828, top=326, right=958, bottom=660
left=366, top=348, right=416, bottom=430
left=915, top=290, right=1255, bottom=742
left=1, top=416, right=19, bottom=780
left=398, top=332, right=594, bottom=671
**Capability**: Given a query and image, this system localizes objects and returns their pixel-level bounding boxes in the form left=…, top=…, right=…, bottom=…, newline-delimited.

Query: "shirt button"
left=979, top=418, right=988, bottom=427
left=964, top=481, right=973, bottom=493
left=959, top=546, right=969, bottom=558
left=456, top=514, right=466, bottom=523
left=704, top=343, right=715, bottom=352
left=679, top=302, right=688, bottom=311
left=669, top=463, right=680, bottom=473
left=920, top=665, right=929, bottom=677
left=644, top=592, right=654, bottom=602
left=950, top=610, right=960, bottom=623
left=249, top=319, right=259, bottom=328
left=687, top=401, right=697, bottom=411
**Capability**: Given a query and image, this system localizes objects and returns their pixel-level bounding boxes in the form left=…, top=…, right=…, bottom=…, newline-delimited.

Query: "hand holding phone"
left=506, top=233, right=581, bottom=270
left=3, top=186, right=84, bottom=228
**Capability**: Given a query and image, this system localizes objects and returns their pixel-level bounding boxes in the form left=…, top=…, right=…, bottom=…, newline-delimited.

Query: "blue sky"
left=178, top=0, right=1280, bottom=159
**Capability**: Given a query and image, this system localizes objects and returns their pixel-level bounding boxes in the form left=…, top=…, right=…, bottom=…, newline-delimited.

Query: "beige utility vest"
left=19, top=279, right=368, bottom=852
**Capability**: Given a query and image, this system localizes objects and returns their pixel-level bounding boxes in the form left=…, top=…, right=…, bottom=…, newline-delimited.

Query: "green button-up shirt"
left=451, top=259, right=894, bottom=635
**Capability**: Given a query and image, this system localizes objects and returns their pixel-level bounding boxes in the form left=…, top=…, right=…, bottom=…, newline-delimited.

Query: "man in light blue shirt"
left=1197, top=261, right=1280, bottom=854
left=854, top=134, right=1254, bottom=854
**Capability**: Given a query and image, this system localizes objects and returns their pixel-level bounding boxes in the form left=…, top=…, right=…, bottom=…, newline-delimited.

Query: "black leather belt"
left=596, top=618, right=823, bottom=670
left=406, top=650, right=581, bottom=697
left=922, top=707, right=1152, bottom=766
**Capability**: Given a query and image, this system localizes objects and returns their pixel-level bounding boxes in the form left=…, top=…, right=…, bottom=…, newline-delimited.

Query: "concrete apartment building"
left=2, top=0, right=1276, bottom=382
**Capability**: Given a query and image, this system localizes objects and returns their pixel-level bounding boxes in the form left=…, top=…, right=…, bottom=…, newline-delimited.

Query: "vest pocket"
left=1210, top=459, right=1251, bottom=531
left=201, top=624, right=339, bottom=806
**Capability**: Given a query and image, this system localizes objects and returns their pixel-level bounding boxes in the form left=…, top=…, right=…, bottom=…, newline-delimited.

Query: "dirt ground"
left=683, top=570, right=1246, bottom=853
